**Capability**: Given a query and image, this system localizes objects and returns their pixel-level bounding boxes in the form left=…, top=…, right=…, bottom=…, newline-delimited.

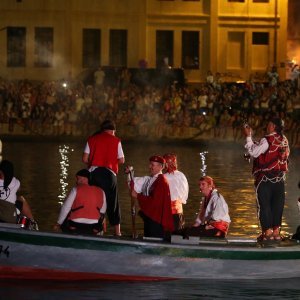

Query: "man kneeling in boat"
left=129, top=155, right=174, bottom=240
left=53, top=169, right=106, bottom=235
left=185, top=176, right=230, bottom=238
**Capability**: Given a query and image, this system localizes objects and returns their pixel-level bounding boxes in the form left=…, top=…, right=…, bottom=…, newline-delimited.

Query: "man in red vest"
left=53, top=169, right=106, bottom=235
left=82, top=120, right=125, bottom=236
left=244, top=116, right=290, bottom=241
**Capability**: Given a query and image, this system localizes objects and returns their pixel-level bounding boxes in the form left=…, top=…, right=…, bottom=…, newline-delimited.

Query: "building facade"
left=0, top=0, right=290, bottom=83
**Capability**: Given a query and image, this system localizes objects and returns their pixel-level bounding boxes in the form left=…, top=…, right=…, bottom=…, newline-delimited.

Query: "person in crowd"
left=185, top=176, right=230, bottom=238
left=82, top=119, right=125, bottom=236
left=244, top=117, right=290, bottom=241
left=53, top=169, right=106, bottom=235
left=163, top=153, right=189, bottom=232
left=128, top=155, right=174, bottom=239
left=0, top=159, right=34, bottom=224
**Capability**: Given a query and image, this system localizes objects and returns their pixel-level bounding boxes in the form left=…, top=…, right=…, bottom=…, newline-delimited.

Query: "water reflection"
left=199, top=151, right=208, bottom=176
left=58, top=145, right=72, bottom=204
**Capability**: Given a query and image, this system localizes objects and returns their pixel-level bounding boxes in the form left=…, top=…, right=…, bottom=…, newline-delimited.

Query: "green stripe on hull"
left=1, top=230, right=300, bottom=261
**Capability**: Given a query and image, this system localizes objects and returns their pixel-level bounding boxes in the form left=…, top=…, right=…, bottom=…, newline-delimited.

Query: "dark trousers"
left=184, top=225, right=225, bottom=238
left=90, top=167, right=121, bottom=226
left=139, top=211, right=164, bottom=238
left=62, top=220, right=103, bottom=235
left=256, top=179, right=285, bottom=231
left=173, top=213, right=185, bottom=233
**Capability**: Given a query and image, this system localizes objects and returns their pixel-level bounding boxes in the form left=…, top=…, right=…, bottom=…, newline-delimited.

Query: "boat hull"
left=1, top=225, right=300, bottom=281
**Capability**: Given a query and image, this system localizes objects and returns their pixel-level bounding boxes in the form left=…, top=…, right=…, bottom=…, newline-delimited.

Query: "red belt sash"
left=209, top=220, right=229, bottom=234
left=171, top=200, right=183, bottom=214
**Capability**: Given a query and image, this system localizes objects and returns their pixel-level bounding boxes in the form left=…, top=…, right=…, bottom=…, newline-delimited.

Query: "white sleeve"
left=244, top=136, right=269, bottom=158
left=57, top=187, right=77, bottom=225
left=133, top=176, right=150, bottom=194
left=210, top=194, right=231, bottom=223
left=84, top=142, right=90, bottom=154
left=118, top=141, right=124, bottom=159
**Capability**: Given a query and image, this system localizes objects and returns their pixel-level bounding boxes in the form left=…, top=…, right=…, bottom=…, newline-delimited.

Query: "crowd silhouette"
left=0, top=68, right=299, bottom=146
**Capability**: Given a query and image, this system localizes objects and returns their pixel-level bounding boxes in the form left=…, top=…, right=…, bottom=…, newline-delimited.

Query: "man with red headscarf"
left=163, top=153, right=189, bottom=232
left=130, top=155, right=174, bottom=239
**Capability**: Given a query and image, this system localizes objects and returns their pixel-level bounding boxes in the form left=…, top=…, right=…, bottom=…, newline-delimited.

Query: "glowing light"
left=199, top=151, right=208, bottom=177
left=58, top=145, right=72, bottom=204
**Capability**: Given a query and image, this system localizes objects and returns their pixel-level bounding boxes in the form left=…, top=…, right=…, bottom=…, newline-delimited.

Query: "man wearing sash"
left=163, top=153, right=188, bottom=232
left=244, top=117, right=290, bottom=241
left=187, top=176, right=230, bottom=238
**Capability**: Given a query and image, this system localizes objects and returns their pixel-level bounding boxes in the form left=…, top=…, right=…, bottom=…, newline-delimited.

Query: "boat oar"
left=128, top=166, right=138, bottom=239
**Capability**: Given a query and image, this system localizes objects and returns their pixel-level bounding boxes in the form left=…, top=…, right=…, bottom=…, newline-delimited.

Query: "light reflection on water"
left=58, top=145, right=72, bottom=204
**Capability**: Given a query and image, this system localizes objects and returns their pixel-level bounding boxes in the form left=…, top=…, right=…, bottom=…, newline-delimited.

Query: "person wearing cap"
left=82, top=119, right=124, bottom=236
left=0, top=159, right=34, bottom=223
left=129, top=155, right=174, bottom=239
left=244, top=116, right=290, bottom=241
left=53, top=169, right=106, bottom=235
left=185, top=176, right=230, bottom=238
left=163, top=153, right=189, bottom=232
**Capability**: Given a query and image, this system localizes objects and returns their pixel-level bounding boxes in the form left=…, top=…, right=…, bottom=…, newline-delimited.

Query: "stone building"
left=0, top=0, right=293, bottom=83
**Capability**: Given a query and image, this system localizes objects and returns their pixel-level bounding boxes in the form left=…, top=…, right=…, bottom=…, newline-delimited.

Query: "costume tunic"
left=57, top=185, right=106, bottom=225
left=84, top=131, right=124, bottom=226
left=0, top=177, right=20, bottom=222
left=244, top=132, right=290, bottom=231
left=164, top=170, right=189, bottom=230
left=194, top=189, right=231, bottom=233
left=134, top=174, right=174, bottom=235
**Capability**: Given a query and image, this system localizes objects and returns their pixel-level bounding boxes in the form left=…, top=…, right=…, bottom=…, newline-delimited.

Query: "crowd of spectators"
left=0, top=67, right=299, bottom=146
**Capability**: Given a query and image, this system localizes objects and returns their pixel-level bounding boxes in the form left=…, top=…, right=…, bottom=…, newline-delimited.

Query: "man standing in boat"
left=243, top=117, right=290, bottom=241
left=82, top=119, right=125, bottom=236
left=128, top=155, right=174, bottom=239
left=163, top=153, right=189, bottom=232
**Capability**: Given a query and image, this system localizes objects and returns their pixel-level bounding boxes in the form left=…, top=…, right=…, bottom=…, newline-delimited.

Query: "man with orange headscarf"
left=163, top=153, right=189, bottom=232
left=186, top=176, right=230, bottom=238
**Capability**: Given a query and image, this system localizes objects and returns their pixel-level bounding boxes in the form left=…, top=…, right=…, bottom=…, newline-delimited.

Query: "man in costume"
left=187, top=176, right=230, bottom=238
left=82, top=119, right=124, bottom=236
left=53, top=169, right=106, bottom=235
left=163, top=153, right=189, bottom=232
left=244, top=117, right=290, bottom=241
left=130, top=155, right=174, bottom=239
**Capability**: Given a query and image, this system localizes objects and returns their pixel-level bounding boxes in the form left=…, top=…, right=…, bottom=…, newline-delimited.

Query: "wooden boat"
left=1, top=222, right=300, bottom=281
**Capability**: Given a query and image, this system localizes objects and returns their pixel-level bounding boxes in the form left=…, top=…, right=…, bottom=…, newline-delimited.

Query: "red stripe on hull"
left=0, top=266, right=176, bottom=282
